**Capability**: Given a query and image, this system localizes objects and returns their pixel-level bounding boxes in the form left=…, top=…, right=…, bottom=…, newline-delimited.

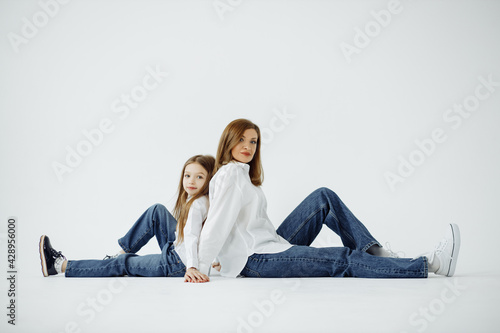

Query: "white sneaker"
left=429, top=223, right=461, bottom=277
left=103, top=253, right=122, bottom=260
left=384, top=242, right=406, bottom=258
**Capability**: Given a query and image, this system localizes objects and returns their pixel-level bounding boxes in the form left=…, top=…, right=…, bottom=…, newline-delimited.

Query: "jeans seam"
left=248, top=255, right=426, bottom=277
left=350, top=262, right=423, bottom=275
left=118, top=239, right=130, bottom=253
left=68, top=262, right=127, bottom=272
left=129, top=224, right=154, bottom=253
left=250, top=256, right=339, bottom=264
left=128, top=204, right=161, bottom=252
left=361, top=241, right=379, bottom=253
left=242, top=266, right=262, bottom=277
left=160, top=223, right=168, bottom=244
left=171, top=249, right=182, bottom=264
left=168, top=267, right=186, bottom=277
left=128, top=265, right=165, bottom=271
left=286, top=205, right=324, bottom=243
left=167, top=250, right=185, bottom=276
left=68, top=262, right=181, bottom=276
left=331, top=211, right=357, bottom=246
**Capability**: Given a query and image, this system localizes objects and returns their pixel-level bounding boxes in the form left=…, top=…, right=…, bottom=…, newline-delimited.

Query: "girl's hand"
left=212, top=262, right=221, bottom=272
left=184, top=267, right=210, bottom=283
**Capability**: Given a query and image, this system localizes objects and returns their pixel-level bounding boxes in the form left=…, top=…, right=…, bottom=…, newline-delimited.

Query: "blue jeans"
left=240, top=188, right=428, bottom=278
left=65, top=204, right=186, bottom=277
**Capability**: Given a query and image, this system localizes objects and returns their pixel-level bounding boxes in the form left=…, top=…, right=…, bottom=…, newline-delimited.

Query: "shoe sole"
left=446, top=223, right=461, bottom=277
left=39, top=235, right=49, bottom=277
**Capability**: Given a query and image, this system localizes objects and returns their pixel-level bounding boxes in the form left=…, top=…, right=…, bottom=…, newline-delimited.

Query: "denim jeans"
left=240, top=188, right=428, bottom=278
left=65, top=204, right=186, bottom=277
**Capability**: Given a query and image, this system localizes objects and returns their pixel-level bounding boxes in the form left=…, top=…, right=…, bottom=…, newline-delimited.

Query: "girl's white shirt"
left=174, top=195, right=209, bottom=270
left=198, top=161, right=292, bottom=277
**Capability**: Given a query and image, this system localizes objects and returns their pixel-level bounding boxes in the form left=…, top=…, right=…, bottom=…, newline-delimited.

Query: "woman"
left=196, top=119, right=460, bottom=278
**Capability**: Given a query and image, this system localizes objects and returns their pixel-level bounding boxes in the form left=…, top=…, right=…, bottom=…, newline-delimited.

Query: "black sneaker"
left=39, top=235, right=66, bottom=277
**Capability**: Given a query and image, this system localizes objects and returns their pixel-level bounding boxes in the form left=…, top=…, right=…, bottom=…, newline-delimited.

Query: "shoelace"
left=433, top=237, right=448, bottom=255
left=52, top=251, right=66, bottom=274
left=50, top=248, right=65, bottom=260
left=103, top=253, right=119, bottom=260
left=385, top=242, right=406, bottom=258
left=414, top=236, right=449, bottom=261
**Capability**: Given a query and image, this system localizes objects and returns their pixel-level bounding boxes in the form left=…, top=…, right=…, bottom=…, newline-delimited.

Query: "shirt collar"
left=230, top=160, right=250, bottom=172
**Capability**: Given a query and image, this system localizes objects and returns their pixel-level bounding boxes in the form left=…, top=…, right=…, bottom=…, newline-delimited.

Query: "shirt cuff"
left=186, top=259, right=198, bottom=270
left=198, top=262, right=210, bottom=276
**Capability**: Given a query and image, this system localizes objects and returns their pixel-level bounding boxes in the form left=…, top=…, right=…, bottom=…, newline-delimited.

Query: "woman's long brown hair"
left=215, top=119, right=263, bottom=186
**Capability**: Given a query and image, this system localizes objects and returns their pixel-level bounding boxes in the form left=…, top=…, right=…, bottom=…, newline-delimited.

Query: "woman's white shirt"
left=174, top=195, right=209, bottom=270
left=198, top=162, right=292, bottom=277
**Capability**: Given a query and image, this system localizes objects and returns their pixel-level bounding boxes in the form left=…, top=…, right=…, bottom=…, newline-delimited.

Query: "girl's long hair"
left=215, top=119, right=263, bottom=186
left=173, top=154, right=215, bottom=245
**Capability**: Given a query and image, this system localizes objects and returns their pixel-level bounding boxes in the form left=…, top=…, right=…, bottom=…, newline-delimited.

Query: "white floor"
left=2, top=270, right=499, bottom=333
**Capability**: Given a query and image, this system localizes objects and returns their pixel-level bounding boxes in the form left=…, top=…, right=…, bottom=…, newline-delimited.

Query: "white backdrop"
left=1, top=0, right=499, bottom=282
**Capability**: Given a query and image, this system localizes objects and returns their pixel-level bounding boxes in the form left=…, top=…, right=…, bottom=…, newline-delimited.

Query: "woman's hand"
left=184, top=267, right=210, bottom=283
left=212, top=262, right=221, bottom=272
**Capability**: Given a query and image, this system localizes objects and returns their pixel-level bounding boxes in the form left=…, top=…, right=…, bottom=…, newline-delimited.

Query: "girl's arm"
left=183, top=196, right=210, bottom=283
left=182, top=196, right=208, bottom=270
left=197, top=165, right=243, bottom=275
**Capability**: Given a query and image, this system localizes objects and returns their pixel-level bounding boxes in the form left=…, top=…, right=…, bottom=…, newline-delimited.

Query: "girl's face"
left=183, top=162, right=208, bottom=196
left=231, top=128, right=258, bottom=164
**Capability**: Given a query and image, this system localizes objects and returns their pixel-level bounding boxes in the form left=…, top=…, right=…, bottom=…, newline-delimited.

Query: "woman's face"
left=231, top=128, right=258, bottom=164
left=183, top=162, right=208, bottom=196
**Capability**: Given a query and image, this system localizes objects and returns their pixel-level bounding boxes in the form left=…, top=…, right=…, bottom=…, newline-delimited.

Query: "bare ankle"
left=61, top=260, right=67, bottom=273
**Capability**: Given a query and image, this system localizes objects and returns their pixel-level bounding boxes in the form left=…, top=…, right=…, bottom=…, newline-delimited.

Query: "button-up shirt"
left=198, top=161, right=291, bottom=277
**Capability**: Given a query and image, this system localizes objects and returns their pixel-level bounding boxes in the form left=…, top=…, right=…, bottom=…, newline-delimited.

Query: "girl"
left=196, top=119, right=461, bottom=279
left=40, top=154, right=218, bottom=283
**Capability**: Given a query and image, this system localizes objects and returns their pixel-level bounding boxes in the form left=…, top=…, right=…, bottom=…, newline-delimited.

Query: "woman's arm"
left=212, top=262, right=221, bottom=272
left=197, top=165, right=244, bottom=275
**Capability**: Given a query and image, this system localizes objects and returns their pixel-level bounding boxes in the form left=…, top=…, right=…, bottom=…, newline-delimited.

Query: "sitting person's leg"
left=65, top=252, right=185, bottom=278
left=276, top=187, right=386, bottom=254
left=241, top=245, right=428, bottom=279
left=40, top=235, right=185, bottom=277
left=242, top=223, right=460, bottom=278
left=118, top=203, right=177, bottom=254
